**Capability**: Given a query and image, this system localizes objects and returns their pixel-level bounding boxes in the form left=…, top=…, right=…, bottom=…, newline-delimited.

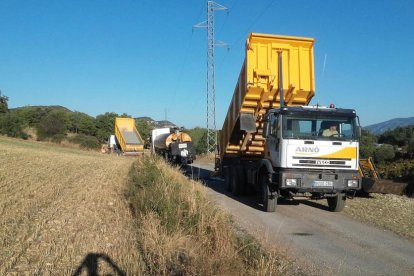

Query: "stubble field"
left=0, top=136, right=142, bottom=274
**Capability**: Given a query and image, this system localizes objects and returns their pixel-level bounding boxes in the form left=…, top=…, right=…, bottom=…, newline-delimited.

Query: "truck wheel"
left=327, top=192, right=346, bottom=212
left=236, top=165, right=246, bottom=195
left=260, top=173, right=277, bottom=212
left=230, top=166, right=243, bottom=196
left=224, top=166, right=232, bottom=192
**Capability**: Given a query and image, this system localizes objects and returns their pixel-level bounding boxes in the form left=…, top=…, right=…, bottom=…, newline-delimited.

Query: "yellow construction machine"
left=359, top=157, right=409, bottom=195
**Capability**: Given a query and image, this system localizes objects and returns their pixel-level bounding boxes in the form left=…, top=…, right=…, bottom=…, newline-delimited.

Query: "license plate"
left=178, top=143, right=187, bottom=149
left=313, top=180, right=333, bottom=187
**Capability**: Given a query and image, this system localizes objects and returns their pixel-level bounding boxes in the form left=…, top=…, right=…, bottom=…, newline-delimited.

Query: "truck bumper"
left=274, top=168, right=360, bottom=193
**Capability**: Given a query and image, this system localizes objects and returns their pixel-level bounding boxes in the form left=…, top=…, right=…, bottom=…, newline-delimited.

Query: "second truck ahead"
left=114, top=117, right=144, bottom=155
left=218, top=33, right=361, bottom=212
left=151, top=128, right=196, bottom=165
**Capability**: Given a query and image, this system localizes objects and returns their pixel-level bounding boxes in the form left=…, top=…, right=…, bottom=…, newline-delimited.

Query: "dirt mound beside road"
left=0, top=137, right=142, bottom=274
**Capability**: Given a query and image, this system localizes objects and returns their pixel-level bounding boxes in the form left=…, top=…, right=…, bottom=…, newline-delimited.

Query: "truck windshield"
left=282, top=115, right=357, bottom=141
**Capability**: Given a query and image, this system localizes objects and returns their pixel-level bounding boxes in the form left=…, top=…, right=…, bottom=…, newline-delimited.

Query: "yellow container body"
left=220, top=33, right=315, bottom=159
left=115, top=117, right=144, bottom=154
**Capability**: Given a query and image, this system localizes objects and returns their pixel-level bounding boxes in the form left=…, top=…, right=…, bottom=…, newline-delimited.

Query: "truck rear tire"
left=260, top=173, right=277, bottom=212
left=230, top=165, right=244, bottom=196
left=327, top=192, right=346, bottom=212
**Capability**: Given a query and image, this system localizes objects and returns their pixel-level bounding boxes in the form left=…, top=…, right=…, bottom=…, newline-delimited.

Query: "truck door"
left=267, top=113, right=281, bottom=167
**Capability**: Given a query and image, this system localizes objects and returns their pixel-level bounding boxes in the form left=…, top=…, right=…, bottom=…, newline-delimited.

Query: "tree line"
left=0, top=95, right=209, bottom=153
left=360, top=127, right=414, bottom=179
left=2, top=95, right=412, bottom=178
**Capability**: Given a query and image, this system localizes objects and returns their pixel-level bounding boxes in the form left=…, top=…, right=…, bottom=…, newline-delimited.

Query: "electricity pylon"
left=194, top=1, right=227, bottom=154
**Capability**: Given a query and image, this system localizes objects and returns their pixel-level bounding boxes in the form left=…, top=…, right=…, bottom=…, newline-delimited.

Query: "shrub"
left=374, top=144, right=395, bottom=164
left=51, top=134, right=66, bottom=143
left=0, top=113, right=28, bottom=139
left=36, top=110, right=69, bottom=140
left=360, top=129, right=376, bottom=158
left=69, top=134, right=100, bottom=150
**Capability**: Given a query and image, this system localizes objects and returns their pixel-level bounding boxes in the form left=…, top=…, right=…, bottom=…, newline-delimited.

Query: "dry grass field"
left=0, top=136, right=142, bottom=274
left=305, top=190, right=414, bottom=240
left=343, top=194, right=414, bottom=240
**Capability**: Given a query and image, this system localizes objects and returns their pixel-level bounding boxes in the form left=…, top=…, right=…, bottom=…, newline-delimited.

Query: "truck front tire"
left=260, top=173, right=277, bottom=212
left=327, top=192, right=346, bottom=212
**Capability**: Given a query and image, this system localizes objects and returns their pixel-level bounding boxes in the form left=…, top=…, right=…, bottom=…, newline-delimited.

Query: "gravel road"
left=188, top=162, right=414, bottom=275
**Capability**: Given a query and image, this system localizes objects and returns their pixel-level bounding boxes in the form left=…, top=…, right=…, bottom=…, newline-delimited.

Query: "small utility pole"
left=194, top=1, right=228, bottom=154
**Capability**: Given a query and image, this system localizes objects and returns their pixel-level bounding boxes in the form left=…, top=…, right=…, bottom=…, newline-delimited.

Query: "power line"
left=171, top=32, right=194, bottom=97
left=232, top=0, right=277, bottom=47
left=217, top=0, right=277, bottom=70
left=171, top=1, right=205, bottom=98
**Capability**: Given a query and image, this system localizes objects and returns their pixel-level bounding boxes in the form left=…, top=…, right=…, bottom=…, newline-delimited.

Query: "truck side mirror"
left=357, top=126, right=362, bottom=139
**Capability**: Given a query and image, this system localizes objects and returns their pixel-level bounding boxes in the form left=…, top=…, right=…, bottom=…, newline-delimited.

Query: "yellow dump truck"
left=114, top=117, right=144, bottom=155
left=218, top=33, right=362, bottom=212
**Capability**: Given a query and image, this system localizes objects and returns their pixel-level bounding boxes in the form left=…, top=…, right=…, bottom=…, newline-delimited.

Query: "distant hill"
left=10, top=105, right=178, bottom=129
left=11, top=105, right=72, bottom=113
left=135, top=116, right=154, bottom=122
left=365, top=117, right=414, bottom=135
left=135, top=117, right=177, bottom=129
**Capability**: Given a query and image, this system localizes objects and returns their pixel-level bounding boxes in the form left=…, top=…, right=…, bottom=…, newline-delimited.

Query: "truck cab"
left=260, top=105, right=361, bottom=211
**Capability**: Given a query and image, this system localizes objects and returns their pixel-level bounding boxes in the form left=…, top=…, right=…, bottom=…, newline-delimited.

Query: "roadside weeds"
left=127, top=156, right=296, bottom=275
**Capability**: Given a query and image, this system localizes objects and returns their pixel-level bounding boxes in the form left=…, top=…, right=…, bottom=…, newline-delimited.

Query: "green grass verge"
left=127, top=156, right=292, bottom=275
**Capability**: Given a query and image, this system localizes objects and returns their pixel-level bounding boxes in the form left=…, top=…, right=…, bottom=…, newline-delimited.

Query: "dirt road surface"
left=189, top=161, right=414, bottom=275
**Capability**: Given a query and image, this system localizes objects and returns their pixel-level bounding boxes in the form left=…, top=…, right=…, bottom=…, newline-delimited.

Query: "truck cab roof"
left=268, top=106, right=357, bottom=117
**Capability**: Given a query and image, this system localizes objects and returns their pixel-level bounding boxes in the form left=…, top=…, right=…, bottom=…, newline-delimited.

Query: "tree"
left=135, top=119, right=153, bottom=147
left=374, top=144, right=395, bottom=164
left=379, top=126, right=414, bottom=148
left=95, top=112, right=119, bottom=142
left=408, top=138, right=414, bottom=158
left=186, top=127, right=208, bottom=154
left=0, top=94, right=9, bottom=113
left=359, top=129, right=376, bottom=158
left=119, top=113, right=131, bottom=118
left=196, top=131, right=208, bottom=154
left=0, top=113, right=28, bottom=139
left=69, top=111, right=96, bottom=136
left=36, top=110, right=69, bottom=140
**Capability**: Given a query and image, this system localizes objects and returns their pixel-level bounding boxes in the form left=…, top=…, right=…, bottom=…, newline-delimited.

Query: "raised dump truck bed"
left=220, top=33, right=315, bottom=160
left=115, top=117, right=144, bottom=155
left=218, top=33, right=362, bottom=213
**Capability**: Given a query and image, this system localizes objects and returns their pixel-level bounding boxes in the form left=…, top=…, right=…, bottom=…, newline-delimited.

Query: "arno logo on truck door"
left=295, top=146, right=320, bottom=154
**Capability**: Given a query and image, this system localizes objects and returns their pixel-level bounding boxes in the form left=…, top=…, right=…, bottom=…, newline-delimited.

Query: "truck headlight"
left=347, top=179, right=358, bottom=188
left=286, top=178, right=298, bottom=186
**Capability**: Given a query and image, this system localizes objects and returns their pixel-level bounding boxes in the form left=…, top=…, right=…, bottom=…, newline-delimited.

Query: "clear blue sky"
left=1, top=0, right=413, bottom=128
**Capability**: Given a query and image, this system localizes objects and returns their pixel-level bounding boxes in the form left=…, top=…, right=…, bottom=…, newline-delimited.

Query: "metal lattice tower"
left=194, top=1, right=227, bottom=153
